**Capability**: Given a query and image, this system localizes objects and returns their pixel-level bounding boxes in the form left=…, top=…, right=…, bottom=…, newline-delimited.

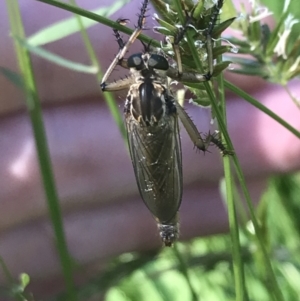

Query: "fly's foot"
left=204, top=131, right=234, bottom=156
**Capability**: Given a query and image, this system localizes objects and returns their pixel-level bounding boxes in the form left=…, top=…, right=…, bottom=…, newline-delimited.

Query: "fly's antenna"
left=141, top=39, right=152, bottom=53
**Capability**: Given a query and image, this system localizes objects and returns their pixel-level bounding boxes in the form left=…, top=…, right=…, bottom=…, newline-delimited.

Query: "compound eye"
left=148, top=54, right=169, bottom=70
left=127, top=53, right=144, bottom=70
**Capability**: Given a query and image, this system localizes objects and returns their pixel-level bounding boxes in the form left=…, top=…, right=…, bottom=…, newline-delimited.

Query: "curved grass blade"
left=28, top=0, right=130, bottom=46
left=0, top=67, right=24, bottom=89
left=13, top=35, right=98, bottom=74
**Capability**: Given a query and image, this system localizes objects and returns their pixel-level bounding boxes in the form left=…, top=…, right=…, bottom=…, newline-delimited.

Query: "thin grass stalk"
left=6, top=1, right=76, bottom=300
left=225, top=80, right=300, bottom=138
left=171, top=1, right=286, bottom=298
left=217, top=55, right=248, bottom=300
left=172, top=0, right=246, bottom=299
left=230, top=152, right=285, bottom=301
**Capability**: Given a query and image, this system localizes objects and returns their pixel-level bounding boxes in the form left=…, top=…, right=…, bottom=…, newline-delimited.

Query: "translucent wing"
left=126, top=111, right=182, bottom=224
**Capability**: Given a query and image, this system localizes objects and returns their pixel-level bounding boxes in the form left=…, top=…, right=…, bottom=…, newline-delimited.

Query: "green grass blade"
left=217, top=50, right=248, bottom=300
left=224, top=80, right=300, bottom=139
left=6, top=1, right=76, bottom=300
left=171, top=1, right=246, bottom=299
left=13, top=35, right=98, bottom=73
left=0, top=67, right=24, bottom=89
left=28, top=0, right=130, bottom=46
left=36, top=0, right=154, bottom=45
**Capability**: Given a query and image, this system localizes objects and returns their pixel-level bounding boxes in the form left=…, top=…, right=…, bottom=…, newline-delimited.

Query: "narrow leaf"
left=28, top=0, right=130, bottom=46
left=0, top=67, right=24, bottom=89
left=13, top=35, right=98, bottom=74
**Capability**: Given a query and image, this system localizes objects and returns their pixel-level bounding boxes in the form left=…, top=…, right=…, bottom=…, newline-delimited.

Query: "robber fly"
left=101, top=0, right=230, bottom=246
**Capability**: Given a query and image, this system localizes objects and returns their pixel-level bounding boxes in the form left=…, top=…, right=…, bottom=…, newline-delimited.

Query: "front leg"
left=101, top=0, right=149, bottom=90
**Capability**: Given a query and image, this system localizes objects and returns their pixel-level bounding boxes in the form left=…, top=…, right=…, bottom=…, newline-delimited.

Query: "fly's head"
left=127, top=52, right=169, bottom=82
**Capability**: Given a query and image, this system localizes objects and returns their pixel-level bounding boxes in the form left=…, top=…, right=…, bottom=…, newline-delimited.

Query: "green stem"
left=218, top=60, right=247, bottom=301
left=225, top=80, right=300, bottom=139
left=6, top=1, right=76, bottom=300
left=36, top=0, right=157, bottom=46
left=173, top=1, right=246, bottom=299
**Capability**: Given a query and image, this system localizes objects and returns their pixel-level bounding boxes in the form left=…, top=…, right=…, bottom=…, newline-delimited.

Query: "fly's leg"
left=112, top=18, right=128, bottom=50
left=169, top=1, right=231, bottom=155
left=172, top=11, right=192, bottom=77
left=101, top=18, right=128, bottom=91
left=205, top=131, right=234, bottom=156
left=171, top=1, right=224, bottom=81
left=101, top=0, right=149, bottom=91
left=174, top=100, right=207, bottom=151
left=176, top=100, right=231, bottom=155
left=101, top=19, right=134, bottom=92
left=204, top=0, right=224, bottom=78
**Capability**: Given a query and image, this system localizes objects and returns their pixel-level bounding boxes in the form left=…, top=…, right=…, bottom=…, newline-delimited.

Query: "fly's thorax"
left=125, top=51, right=173, bottom=126
left=126, top=80, right=169, bottom=126
left=129, top=68, right=168, bottom=85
